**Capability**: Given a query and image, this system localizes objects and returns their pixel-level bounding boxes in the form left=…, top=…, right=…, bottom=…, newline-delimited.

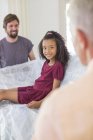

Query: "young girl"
left=0, top=31, right=69, bottom=108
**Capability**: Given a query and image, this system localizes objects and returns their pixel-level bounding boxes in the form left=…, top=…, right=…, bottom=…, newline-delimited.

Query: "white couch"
left=0, top=55, right=86, bottom=140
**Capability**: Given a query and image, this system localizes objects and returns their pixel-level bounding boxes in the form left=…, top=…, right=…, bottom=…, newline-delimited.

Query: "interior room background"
left=0, top=0, right=74, bottom=57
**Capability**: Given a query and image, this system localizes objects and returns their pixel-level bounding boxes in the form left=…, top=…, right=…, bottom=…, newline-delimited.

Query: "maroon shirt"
left=18, top=60, right=64, bottom=104
left=34, top=61, right=64, bottom=92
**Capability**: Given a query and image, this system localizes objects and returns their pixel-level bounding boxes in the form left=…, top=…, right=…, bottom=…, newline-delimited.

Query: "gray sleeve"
left=0, top=44, right=6, bottom=68
left=0, top=57, right=2, bottom=68
left=0, top=45, right=2, bottom=68
left=27, top=40, right=34, bottom=53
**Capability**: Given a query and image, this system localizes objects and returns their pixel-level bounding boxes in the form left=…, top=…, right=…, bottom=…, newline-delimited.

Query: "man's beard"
left=7, top=31, right=18, bottom=38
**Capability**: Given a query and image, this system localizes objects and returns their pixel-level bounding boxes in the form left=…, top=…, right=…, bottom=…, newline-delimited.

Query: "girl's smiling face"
left=42, top=39, right=57, bottom=62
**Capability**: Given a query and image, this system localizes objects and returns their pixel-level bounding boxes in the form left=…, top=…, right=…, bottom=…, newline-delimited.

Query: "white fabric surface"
left=62, top=55, right=86, bottom=85
left=0, top=102, right=38, bottom=140
left=0, top=56, right=86, bottom=140
left=0, top=59, right=43, bottom=140
left=0, top=59, right=44, bottom=89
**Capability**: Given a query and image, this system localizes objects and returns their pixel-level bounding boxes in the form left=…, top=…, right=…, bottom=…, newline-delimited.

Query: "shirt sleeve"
left=27, top=39, right=34, bottom=53
left=0, top=45, right=3, bottom=68
left=0, top=56, right=1, bottom=68
left=0, top=43, right=1, bottom=68
left=53, top=62, right=64, bottom=81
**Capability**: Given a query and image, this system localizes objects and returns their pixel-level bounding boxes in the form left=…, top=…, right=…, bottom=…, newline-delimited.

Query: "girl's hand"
left=27, top=100, right=42, bottom=108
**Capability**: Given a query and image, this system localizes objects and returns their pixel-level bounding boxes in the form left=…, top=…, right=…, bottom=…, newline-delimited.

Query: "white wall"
left=59, top=0, right=66, bottom=40
left=0, top=0, right=8, bottom=39
left=0, top=0, right=67, bottom=57
left=28, top=0, right=62, bottom=56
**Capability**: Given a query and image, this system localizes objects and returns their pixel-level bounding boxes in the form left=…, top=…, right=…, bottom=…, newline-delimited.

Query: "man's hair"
left=68, top=0, right=93, bottom=41
left=3, top=13, right=19, bottom=29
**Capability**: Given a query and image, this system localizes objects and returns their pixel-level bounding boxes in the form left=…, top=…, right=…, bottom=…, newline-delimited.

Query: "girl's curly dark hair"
left=38, top=31, right=70, bottom=71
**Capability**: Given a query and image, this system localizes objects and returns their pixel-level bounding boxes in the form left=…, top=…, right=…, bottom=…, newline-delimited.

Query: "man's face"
left=5, top=20, right=19, bottom=38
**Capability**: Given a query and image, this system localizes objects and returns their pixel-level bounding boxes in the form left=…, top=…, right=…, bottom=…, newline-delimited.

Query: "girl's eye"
left=51, top=46, right=54, bottom=48
left=50, top=46, right=55, bottom=49
left=43, top=47, right=46, bottom=50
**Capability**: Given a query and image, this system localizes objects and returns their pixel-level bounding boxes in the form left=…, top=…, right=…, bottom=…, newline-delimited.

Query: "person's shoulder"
left=55, top=61, right=62, bottom=65
left=18, top=36, right=32, bottom=43
left=18, top=36, right=33, bottom=48
left=0, top=38, right=6, bottom=44
left=55, top=61, right=64, bottom=68
left=0, top=37, right=6, bottom=42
